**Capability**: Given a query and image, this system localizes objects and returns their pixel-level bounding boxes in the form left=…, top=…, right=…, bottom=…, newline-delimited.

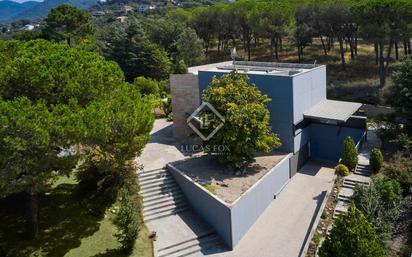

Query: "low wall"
left=167, top=164, right=232, bottom=247
left=167, top=153, right=292, bottom=249
left=230, top=153, right=292, bottom=246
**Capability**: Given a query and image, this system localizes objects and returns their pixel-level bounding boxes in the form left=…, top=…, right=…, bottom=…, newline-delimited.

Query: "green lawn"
left=0, top=174, right=153, bottom=257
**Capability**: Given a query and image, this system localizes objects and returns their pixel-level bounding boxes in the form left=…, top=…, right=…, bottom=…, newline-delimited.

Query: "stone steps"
left=139, top=168, right=191, bottom=222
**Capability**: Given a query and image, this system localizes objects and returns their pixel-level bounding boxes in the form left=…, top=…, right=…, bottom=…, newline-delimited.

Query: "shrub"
left=384, top=153, right=412, bottom=194
left=353, top=177, right=403, bottom=240
left=340, top=137, right=358, bottom=170
left=202, top=72, right=281, bottom=169
left=113, top=187, right=142, bottom=250
left=335, top=164, right=350, bottom=176
left=160, top=97, right=172, bottom=116
left=166, top=112, right=173, bottom=122
left=319, top=205, right=385, bottom=257
left=370, top=148, right=383, bottom=172
left=133, top=76, right=160, bottom=96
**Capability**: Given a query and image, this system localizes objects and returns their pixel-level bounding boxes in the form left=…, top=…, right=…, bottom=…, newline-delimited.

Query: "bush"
left=384, top=153, right=412, bottom=194
left=335, top=164, right=350, bottom=176
left=353, top=177, right=403, bottom=240
left=113, top=187, right=142, bottom=250
left=160, top=97, right=172, bottom=116
left=370, top=148, right=383, bottom=172
left=133, top=76, right=160, bottom=96
left=319, top=205, right=385, bottom=257
left=166, top=112, right=173, bottom=122
left=340, top=136, right=358, bottom=170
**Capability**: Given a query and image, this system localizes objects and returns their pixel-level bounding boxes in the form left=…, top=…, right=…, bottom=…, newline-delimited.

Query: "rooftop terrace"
left=188, top=61, right=324, bottom=76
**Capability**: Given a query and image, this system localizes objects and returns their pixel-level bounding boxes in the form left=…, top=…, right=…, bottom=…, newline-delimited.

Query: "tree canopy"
left=202, top=72, right=281, bottom=169
left=43, top=4, right=94, bottom=46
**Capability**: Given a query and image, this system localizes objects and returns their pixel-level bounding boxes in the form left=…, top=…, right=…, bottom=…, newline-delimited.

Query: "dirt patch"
left=172, top=151, right=288, bottom=204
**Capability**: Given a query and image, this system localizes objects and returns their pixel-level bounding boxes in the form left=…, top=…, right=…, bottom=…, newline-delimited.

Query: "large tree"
left=248, top=1, right=293, bottom=61
left=102, top=19, right=171, bottom=81
left=0, top=39, right=124, bottom=106
left=202, top=72, right=281, bottom=169
left=0, top=39, right=154, bottom=238
left=43, top=4, right=94, bottom=46
left=0, top=97, right=78, bottom=238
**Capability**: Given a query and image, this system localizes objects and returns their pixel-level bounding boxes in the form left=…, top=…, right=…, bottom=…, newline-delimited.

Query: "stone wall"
left=170, top=74, right=200, bottom=140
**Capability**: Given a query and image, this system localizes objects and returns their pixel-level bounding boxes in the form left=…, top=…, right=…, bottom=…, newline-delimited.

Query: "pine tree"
left=319, top=205, right=385, bottom=257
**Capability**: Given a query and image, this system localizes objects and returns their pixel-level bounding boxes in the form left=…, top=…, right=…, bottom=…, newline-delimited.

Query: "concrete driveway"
left=219, top=161, right=335, bottom=257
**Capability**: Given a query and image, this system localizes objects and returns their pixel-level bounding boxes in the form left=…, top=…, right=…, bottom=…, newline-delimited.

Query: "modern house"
left=171, top=61, right=366, bottom=172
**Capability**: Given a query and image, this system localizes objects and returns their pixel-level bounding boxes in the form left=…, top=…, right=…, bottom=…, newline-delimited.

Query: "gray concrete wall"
left=170, top=74, right=200, bottom=140
left=167, top=164, right=233, bottom=248
left=292, top=66, right=327, bottom=125
left=230, top=154, right=292, bottom=246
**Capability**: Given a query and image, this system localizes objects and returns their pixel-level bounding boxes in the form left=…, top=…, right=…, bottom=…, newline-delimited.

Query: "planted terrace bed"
left=172, top=151, right=288, bottom=204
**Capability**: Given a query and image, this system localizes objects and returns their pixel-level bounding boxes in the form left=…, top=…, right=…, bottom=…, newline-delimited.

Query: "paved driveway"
left=209, top=161, right=335, bottom=257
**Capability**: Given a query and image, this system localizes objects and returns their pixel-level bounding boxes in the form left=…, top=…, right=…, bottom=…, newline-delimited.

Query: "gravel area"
left=173, top=151, right=288, bottom=204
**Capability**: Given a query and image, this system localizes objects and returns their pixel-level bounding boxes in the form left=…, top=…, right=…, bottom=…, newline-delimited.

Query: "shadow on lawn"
left=0, top=182, right=116, bottom=257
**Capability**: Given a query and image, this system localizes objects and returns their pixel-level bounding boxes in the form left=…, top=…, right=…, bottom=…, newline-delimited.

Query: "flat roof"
left=304, top=100, right=362, bottom=122
left=188, top=61, right=324, bottom=77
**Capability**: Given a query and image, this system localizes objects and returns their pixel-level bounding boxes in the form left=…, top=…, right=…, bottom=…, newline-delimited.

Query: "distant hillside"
left=0, top=0, right=39, bottom=22
left=0, top=0, right=97, bottom=23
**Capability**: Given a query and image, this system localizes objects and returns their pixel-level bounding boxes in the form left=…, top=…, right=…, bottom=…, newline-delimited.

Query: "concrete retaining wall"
left=167, top=164, right=233, bottom=247
left=230, top=153, right=292, bottom=246
left=167, top=153, right=292, bottom=249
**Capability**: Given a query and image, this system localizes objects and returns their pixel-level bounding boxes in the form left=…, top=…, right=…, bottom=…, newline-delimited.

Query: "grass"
left=0, top=174, right=153, bottom=257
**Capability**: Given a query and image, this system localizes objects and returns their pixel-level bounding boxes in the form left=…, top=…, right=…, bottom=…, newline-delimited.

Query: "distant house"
left=116, top=16, right=128, bottom=23
left=122, top=5, right=133, bottom=13
left=91, top=11, right=106, bottom=16
left=139, top=4, right=155, bottom=13
left=22, top=24, right=35, bottom=31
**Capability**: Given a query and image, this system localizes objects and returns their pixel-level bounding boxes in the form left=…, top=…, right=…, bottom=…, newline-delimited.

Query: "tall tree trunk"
left=297, top=44, right=301, bottom=62
left=338, top=37, right=346, bottom=68
left=404, top=39, right=408, bottom=56
left=217, top=38, right=221, bottom=56
left=28, top=192, right=39, bottom=239
left=385, top=38, right=393, bottom=70
left=408, top=39, right=411, bottom=54
left=379, top=41, right=386, bottom=88
left=270, top=38, right=274, bottom=61
left=320, top=36, right=328, bottom=56
left=374, top=42, right=379, bottom=65
left=395, top=41, right=399, bottom=60
left=274, top=38, right=279, bottom=61
left=279, top=37, right=283, bottom=51
left=348, top=36, right=354, bottom=60
left=354, top=36, right=358, bottom=56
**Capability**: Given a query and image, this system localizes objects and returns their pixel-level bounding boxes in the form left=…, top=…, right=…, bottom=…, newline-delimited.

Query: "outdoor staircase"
left=138, top=167, right=226, bottom=256
left=139, top=168, right=191, bottom=222
left=332, top=163, right=373, bottom=219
